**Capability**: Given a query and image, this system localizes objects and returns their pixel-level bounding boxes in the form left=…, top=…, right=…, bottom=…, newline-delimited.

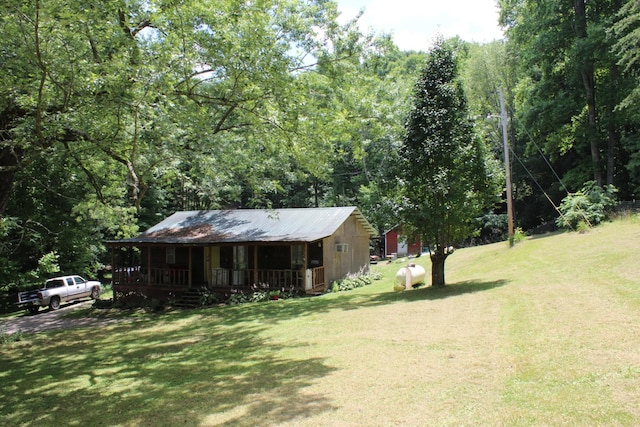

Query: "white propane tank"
left=394, top=263, right=426, bottom=291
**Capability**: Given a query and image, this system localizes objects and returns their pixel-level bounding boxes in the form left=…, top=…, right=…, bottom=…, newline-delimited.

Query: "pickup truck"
left=16, top=275, right=102, bottom=313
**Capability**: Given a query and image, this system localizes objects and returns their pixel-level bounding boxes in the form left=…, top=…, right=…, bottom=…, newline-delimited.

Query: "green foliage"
left=328, top=270, right=375, bottom=293
left=556, top=181, right=618, bottom=230
left=513, top=227, right=527, bottom=244
left=369, top=270, right=383, bottom=281
left=499, top=0, right=639, bottom=228
left=199, top=290, right=222, bottom=307
left=227, top=290, right=299, bottom=305
left=613, top=0, right=640, bottom=113
left=37, top=251, right=60, bottom=278
left=0, top=0, right=388, bottom=279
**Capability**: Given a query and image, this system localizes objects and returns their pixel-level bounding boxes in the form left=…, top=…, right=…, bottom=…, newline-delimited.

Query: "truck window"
left=66, top=278, right=74, bottom=286
left=46, top=279, right=64, bottom=289
left=73, top=276, right=85, bottom=285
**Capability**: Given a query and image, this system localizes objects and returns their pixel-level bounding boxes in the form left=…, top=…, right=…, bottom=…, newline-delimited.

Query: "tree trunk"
left=606, top=63, right=621, bottom=186
left=430, top=249, right=447, bottom=287
left=607, top=128, right=618, bottom=186
left=0, top=148, right=18, bottom=215
left=574, top=0, right=602, bottom=187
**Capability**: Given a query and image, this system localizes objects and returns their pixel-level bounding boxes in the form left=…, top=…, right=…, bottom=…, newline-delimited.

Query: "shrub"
left=226, top=289, right=300, bottom=306
left=370, top=271, right=383, bottom=281
left=328, top=270, right=377, bottom=293
left=556, top=181, right=618, bottom=230
left=228, top=292, right=268, bottom=305
left=508, top=227, right=527, bottom=246
left=199, top=290, right=221, bottom=306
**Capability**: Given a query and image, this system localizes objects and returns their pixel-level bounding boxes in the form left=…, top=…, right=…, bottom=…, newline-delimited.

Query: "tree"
left=0, top=0, right=373, bottom=288
left=499, top=0, right=632, bottom=192
left=397, top=37, right=498, bottom=287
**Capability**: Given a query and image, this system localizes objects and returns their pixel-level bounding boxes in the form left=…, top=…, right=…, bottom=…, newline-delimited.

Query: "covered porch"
left=109, top=241, right=326, bottom=301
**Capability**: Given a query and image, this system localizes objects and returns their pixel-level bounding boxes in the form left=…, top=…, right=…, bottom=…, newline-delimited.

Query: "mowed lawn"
left=1, top=217, right=639, bottom=426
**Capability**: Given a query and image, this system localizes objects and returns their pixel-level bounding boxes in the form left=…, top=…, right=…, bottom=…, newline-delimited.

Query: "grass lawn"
left=1, top=217, right=639, bottom=426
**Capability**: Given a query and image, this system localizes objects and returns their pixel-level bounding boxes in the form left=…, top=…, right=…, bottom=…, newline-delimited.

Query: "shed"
left=106, top=207, right=376, bottom=302
left=384, top=226, right=421, bottom=259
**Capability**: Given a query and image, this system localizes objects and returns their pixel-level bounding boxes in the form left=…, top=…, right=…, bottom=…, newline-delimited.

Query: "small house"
left=106, top=207, right=376, bottom=302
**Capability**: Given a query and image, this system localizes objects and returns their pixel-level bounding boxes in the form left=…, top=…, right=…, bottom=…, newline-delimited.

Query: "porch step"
left=172, top=289, right=204, bottom=309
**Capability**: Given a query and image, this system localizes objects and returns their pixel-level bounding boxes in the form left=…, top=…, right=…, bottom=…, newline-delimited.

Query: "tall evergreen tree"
left=398, top=37, right=497, bottom=287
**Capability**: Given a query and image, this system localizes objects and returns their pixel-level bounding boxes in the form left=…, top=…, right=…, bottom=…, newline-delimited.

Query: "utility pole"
left=499, top=87, right=515, bottom=246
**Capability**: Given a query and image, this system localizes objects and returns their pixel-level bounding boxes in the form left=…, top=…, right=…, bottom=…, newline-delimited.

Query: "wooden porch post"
left=253, top=245, right=258, bottom=286
left=304, top=243, right=309, bottom=290
left=188, top=246, right=193, bottom=287
left=147, top=246, right=152, bottom=286
left=111, top=246, right=117, bottom=302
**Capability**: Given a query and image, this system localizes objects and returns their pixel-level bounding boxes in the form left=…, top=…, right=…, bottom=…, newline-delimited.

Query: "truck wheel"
left=91, top=286, right=100, bottom=299
left=28, top=306, right=40, bottom=314
left=49, top=296, right=61, bottom=310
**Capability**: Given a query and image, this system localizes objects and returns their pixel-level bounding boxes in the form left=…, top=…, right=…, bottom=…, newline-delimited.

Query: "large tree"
left=398, top=37, right=498, bottom=287
left=0, top=0, right=372, bottom=287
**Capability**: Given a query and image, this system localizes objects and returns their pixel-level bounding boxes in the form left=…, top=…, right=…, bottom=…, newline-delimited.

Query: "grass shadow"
left=64, top=276, right=511, bottom=332
left=527, top=229, right=566, bottom=240
left=188, top=279, right=510, bottom=329
left=1, top=314, right=337, bottom=426
left=366, top=279, right=510, bottom=305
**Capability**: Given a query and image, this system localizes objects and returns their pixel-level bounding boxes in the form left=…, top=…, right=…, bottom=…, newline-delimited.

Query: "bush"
left=510, top=227, right=527, bottom=245
left=556, top=181, right=618, bottom=230
left=328, top=270, right=376, bottom=293
left=226, top=289, right=301, bottom=306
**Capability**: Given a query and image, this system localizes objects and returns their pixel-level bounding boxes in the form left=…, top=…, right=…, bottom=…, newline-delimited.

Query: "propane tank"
left=393, top=263, right=426, bottom=291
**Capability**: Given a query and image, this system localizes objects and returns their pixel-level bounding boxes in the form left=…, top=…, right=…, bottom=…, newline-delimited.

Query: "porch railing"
left=112, top=267, right=188, bottom=287
left=112, top=266, right=326, bottom=295
left=210, top=268, right=304, bottom=290
left=255, top=269, right=304, bottom=288
left=210, top=267, right=325, bottom=292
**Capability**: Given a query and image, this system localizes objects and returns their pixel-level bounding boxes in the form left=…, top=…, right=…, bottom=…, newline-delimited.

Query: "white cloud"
left=337, top=0, right=504, bottom=51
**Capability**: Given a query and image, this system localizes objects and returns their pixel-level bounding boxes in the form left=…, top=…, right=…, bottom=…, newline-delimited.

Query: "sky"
left=335, top=0, right=504, bottom=52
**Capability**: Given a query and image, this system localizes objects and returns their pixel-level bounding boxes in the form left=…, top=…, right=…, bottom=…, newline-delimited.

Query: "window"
left=45, top=279, right=64, bottom=289
left=291, top=245, right=304, bottom=269
left=335, top=243, right=349, bottom=253
left=166, top=248, right=176, bottom=264
left=233, top=246, right=247, bottom=270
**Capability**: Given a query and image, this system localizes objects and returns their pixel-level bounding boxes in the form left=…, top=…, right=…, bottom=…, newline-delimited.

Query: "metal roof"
left=109, top=207, right=376, bottom=245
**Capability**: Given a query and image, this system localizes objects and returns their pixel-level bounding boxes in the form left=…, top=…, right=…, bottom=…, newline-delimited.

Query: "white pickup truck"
left=16, top=275, right=102, bottom=313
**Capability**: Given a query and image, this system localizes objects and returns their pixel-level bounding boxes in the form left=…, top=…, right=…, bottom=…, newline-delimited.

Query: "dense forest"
left=1, top=0, right=639, bottom=291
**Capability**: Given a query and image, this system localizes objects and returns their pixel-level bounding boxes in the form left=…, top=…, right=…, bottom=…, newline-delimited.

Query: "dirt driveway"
left=1, top=300, right=123, bottom=335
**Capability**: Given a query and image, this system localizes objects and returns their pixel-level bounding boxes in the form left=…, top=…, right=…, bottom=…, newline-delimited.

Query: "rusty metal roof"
left=109, top=207, right=376, bottom=245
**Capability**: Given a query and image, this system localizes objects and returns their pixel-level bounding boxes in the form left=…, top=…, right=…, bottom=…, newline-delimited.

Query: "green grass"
left=1, top=217, right=640, bottom=426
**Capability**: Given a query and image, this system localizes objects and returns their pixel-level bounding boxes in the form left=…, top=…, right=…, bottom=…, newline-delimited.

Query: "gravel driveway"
left=1, top=300, right=123, bottom=335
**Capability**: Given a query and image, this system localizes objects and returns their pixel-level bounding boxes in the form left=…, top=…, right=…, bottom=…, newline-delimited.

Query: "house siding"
left=323, top=214, right=370, bottom=284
